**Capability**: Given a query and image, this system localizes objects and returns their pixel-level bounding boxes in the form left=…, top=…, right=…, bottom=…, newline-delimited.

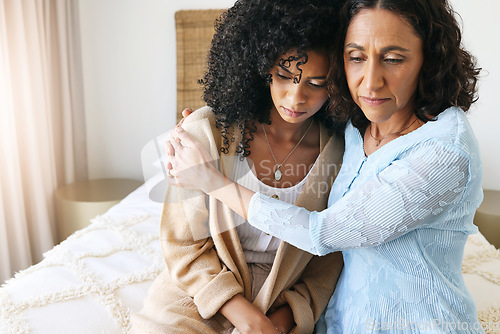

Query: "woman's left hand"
left=165, top=126, right=218, bottom=193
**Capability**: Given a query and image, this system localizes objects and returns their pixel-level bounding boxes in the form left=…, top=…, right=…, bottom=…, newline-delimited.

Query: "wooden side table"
left=474, top=189, right=500, bottom=249
left=55, top=178, right=143, bottom=242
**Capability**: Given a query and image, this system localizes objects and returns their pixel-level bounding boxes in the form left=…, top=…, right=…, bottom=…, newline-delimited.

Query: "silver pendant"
left=274, top=167, right=282, bottom=181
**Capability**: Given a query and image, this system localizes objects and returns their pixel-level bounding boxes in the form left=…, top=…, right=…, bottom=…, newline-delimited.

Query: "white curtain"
left=0, top=0, right=87, bottom=283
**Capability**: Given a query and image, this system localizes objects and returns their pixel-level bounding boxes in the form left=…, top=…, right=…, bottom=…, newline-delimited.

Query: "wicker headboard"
left=175, top=9, right=226, bottom=122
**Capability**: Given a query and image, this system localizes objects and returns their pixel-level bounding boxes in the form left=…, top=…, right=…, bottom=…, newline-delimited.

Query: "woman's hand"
left=165, top=126, right=219, bottom=193
left=164, top=108, right=194, bottom=173
left=267, top=304, right=295, bottom=333
left=166, top=117, right=255, bottom=220
left=221, top=294, right=282, bottom=334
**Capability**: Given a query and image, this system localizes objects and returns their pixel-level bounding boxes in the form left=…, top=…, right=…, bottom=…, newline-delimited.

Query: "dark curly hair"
left=200, top=0, right=343, bottom=156
left=328, top=0, right=481, bottom=129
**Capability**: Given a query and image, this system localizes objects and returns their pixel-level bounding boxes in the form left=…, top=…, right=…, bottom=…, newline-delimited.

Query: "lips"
left=282, top=107, right=306, bottom=118
left=361, top=97, right=391, bottom=106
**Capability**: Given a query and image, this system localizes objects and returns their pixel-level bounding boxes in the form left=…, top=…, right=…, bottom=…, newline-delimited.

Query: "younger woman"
left=131, top=0, right=344, bottom=333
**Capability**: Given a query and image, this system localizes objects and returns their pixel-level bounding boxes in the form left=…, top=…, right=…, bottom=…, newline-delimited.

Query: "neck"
left=369, top=111, right=416, bottom=138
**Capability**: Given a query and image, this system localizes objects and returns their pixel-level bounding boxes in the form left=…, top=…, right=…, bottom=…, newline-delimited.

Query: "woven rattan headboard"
left=175, top=9, right=226, bottom=122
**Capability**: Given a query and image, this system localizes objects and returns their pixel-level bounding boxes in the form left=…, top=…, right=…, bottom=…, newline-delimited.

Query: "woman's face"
left=343, top=9, right=424, bottom=123
left=269, top=50, right=329, bottom=124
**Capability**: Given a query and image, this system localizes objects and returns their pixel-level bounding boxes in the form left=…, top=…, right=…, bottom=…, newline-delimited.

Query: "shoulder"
left=172, top=107, right=224, bottom=156
left=400, top=108, right=483, bottom=205
left=420, top=107, right=480, bottom=157
left=343, top=120, right=360, bottom=141
left=181, top=106, right=243, bottom=157
left=318, top=121, right=342, bottom=144
left=181, top=106, right=216, bottom=127
left=397, top=108, right=482, bottom=183
left=317, top=122, right=345, bottom=160
left=179, top=106, right=221, bottom=139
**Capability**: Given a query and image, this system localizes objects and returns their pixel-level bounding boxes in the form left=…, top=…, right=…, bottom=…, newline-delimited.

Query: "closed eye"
left=309, top=82, right=326, bottom=88
left=385, top=58, right=404, bottom=64
left=276, top=73, right=292, bottom=80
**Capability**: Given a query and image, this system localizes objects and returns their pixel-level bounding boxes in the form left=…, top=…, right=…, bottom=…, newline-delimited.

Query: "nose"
left=363, top=59, right=384, bottom=91
left=287, top=82, right=307, bottom=105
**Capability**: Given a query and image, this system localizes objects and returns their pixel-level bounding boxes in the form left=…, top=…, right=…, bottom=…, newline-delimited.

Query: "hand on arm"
left=165, top=126, right=255, bottom=220
left=164, top=108, right=193, bottom=170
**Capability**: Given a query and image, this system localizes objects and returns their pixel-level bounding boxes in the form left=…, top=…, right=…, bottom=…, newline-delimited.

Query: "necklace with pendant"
left=261, top=120, right=313, bottom=181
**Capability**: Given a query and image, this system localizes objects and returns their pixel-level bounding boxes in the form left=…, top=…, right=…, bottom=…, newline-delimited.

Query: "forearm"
left=204, top=167, right=255, bottom=221
left=247, top=143, right=472, bottom=255
left=204, top=170, right=320, bottom=254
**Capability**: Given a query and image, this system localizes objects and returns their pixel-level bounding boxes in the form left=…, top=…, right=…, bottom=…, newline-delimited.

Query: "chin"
left=287, top=117, right=311, bottom=124
left=361, top=109, right=394, bottom=124
left=279, top=113, right=308, bottom=123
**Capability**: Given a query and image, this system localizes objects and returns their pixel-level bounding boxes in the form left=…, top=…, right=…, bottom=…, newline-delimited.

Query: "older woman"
left=167, top=0, right=484, bottom=332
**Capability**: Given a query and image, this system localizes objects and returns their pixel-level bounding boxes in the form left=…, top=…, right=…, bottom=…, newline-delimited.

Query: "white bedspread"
left=0, top=185, right=499, bottom=333
left=0, top=185, right=164, bottom=334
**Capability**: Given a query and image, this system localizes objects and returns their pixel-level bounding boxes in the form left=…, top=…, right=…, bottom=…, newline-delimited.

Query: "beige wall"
left=78, top=0, right=500, bottom=190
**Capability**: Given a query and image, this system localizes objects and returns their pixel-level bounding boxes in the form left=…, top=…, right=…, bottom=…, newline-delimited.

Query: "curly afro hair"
left=200, top=0, right=343, bottom=156
left=328, top=0, right=481, bottom=130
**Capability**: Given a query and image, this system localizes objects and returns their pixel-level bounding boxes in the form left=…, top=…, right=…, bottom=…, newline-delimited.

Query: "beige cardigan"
left=160, top=107, right=344, bottom=333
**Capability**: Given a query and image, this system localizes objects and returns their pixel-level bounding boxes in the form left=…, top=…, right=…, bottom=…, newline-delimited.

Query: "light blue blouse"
left=247, top=107, right=485, bottom=333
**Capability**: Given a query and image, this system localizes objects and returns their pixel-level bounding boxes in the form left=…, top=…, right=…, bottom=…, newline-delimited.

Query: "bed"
left=0, top=185, right=163, bottom=333
left=1, top=9, right=500, bottom=334
left=1, top=182, right=499, bottom=333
